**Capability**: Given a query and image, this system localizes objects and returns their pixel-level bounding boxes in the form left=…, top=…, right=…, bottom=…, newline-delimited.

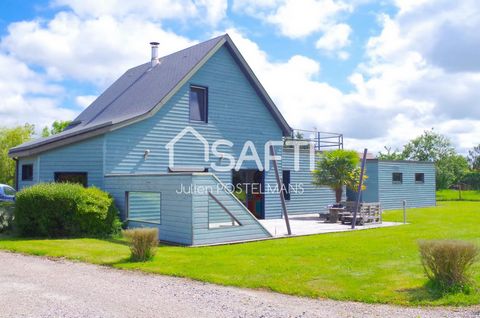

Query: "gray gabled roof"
left=9, top=34, right=292, bottom=158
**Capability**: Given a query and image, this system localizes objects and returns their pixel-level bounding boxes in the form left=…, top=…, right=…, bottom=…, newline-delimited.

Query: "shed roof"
left=10, top=34, right=291, bottom=157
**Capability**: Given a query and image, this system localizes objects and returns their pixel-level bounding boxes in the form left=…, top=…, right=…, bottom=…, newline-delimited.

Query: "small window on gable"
left=54, top=172, right=88, bottom=187
left=392, top=172, right=403, bottom=184
left=189, top=85, right=208, bottom=122
left=282, top=170, right=291, bottom=200
left=415, top=173, right=425, bottom=184
left=21, top=164, right=33, bottom=181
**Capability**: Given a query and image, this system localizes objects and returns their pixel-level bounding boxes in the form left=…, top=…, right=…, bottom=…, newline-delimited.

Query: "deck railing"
left=286, top=129, right=343, bottom=151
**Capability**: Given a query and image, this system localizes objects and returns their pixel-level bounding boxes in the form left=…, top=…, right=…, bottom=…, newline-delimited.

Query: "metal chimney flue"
left=150, top=42, right=160, bottom=67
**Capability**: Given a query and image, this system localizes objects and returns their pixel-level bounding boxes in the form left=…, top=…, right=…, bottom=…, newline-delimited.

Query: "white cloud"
left=315, top=23, right=352, bottom=58
left=226, top=0, right=480, bottom=155
left=75, top=95, right=97, bottom=109
left=232, top=0, right=281, bottom=16
left=1, top=12, right=195, bottom=87
left=52, top=0, right=228, bottom=26
left=352, top=0, right=480, bottom=153
left=225, top=28, right=345, bottom=131
left=233, top=0, right=352, bottom=38
left=0, top=54, right=75, bottom=130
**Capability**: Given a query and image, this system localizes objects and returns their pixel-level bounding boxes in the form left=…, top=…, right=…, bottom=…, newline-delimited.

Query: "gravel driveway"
left=0, top=251, right=478, bottom=318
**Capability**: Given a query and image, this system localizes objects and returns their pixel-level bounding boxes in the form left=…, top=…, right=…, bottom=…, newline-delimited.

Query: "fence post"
left=352, top=148, right=368, bottom=229
left=403, top=200, right=407, bottom=224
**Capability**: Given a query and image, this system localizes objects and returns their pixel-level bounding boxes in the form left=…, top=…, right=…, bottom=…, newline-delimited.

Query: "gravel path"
left=0, top=251, right=479, bottom=318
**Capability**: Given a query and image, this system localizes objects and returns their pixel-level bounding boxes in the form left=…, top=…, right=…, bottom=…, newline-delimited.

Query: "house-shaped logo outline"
left=165, top=126, right=210, bottom=168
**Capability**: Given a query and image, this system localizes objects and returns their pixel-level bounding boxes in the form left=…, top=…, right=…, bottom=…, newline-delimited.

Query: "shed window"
left=392, top=172, right=403, bottom=184
left=282, top=170, right=291, bottom=200
left=54, top=172, right=88, bottom=187
left=21, top=164, right=33, bottom=181
left=189, top=86, right=208, bottom=122
left=127, top=192, right=161, bottom=224
left=415, top=173, right=425, bottom=184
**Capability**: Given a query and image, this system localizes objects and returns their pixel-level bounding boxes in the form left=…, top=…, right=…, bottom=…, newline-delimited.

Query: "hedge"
left=14, top=183, right=121, bottom=237
left=461, top=172, right=480, bottom=190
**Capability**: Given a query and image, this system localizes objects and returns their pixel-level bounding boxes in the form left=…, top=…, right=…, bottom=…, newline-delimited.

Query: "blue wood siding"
left=282, top=148, right=336, bottom=213
left=104, top=174, right=194, bottom=245
left=191, top=174, right=271, bottom=245
left=38, top=136, right=105, bottom=188
left=18, top=137, right=104, bottom=189
left=377, top=161, right=436, bottom=209
left=352, top=160, right=436, bottom=210
left=18, top=157, right=39, bottom=190
left=104, top=45, right=284, bottom=218
left=104, top=173, right=271, bottom=245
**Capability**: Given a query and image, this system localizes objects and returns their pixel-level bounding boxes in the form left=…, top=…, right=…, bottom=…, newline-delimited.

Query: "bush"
left=123, top=228, right=158, bottom=262
left=0, top=201, right=15, bottom=233
left=14, top=183, right=121, bottom=237
left=419, top=240, right=479, bottom=291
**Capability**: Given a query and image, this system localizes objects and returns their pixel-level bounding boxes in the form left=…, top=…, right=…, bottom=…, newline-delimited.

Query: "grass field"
left=1, top=201, right=479, bottom=306
left=437, top=189, right=480, bottom=201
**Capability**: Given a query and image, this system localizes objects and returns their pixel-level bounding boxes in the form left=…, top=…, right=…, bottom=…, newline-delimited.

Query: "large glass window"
left=21, top=164, right=33, bottom=181
left=189, top=86, right=208, bottom=122
left=127, top=192, right=161, bottom=224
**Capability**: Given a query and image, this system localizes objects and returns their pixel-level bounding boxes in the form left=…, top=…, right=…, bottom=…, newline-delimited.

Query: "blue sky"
left=0, top=0, right=478, bottom=154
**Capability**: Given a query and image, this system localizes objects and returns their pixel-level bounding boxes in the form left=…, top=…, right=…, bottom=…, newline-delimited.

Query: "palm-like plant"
left=312, top=149, right=367, bottom=203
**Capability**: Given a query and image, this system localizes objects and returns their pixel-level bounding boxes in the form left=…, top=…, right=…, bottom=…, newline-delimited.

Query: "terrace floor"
left=259, top=214, right=402, bottom=237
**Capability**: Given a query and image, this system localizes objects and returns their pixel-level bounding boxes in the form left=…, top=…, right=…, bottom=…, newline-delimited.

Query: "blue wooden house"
left=9, top=35, right=341, bottom=245
left=8, top=35, right=435, bottom=245
left=347, top=159, right=436, bottom=209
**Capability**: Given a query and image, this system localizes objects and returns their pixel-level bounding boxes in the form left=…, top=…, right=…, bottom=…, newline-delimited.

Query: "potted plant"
left=312, top=149, right=367, bottom=223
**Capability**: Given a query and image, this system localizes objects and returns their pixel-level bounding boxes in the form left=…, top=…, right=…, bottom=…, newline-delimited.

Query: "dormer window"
left=189, top=85, right=208, bottom=123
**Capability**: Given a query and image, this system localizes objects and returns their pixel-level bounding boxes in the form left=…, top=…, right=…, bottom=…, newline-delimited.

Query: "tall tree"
left=312, top=149, right=366, bottom=203
left=42, top=120, right=71, bottom=137
left=401, top=129, right=455, bottom=162
left=467, top=144, right=480, bottom=171
left=0, top=124, right=35, bottom=186
left=436, top=154, right=470, bottom=189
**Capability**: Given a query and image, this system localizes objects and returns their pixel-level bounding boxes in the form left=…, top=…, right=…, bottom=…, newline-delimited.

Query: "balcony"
left=285, top=129, right=343, bottom=151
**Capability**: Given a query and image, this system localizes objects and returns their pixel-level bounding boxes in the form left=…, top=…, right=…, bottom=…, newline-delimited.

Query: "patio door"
left=231, top=169, right=265, bottom=219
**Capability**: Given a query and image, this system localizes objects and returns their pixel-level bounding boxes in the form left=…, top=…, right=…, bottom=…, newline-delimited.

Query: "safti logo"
left=165, top=126, right=315, bottom=172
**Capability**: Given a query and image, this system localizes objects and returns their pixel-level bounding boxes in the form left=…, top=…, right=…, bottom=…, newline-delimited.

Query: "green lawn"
left=1, top=201, right=479, bottom=306
left=437, top=189, right=480, bottom=201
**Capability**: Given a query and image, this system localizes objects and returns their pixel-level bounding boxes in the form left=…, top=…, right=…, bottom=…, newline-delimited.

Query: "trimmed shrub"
left=0, top=201, right=15, bottom=233
left=419, top=240, right=479, bottom=291
left=123, top=228, right=158, bottom=262
left=14, top=183, right=121, bottom=237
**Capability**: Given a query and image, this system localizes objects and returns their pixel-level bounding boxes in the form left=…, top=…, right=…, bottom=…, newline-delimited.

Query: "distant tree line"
left=379, top=129, right=480, bottom=190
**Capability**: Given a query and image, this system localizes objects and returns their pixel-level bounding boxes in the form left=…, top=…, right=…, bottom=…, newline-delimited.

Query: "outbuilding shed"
left=348, top=159, right=436, bottom=209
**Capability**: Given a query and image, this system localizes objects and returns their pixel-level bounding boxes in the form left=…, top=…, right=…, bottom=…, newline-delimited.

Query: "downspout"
left=13, top=157, right=19, bottom=191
